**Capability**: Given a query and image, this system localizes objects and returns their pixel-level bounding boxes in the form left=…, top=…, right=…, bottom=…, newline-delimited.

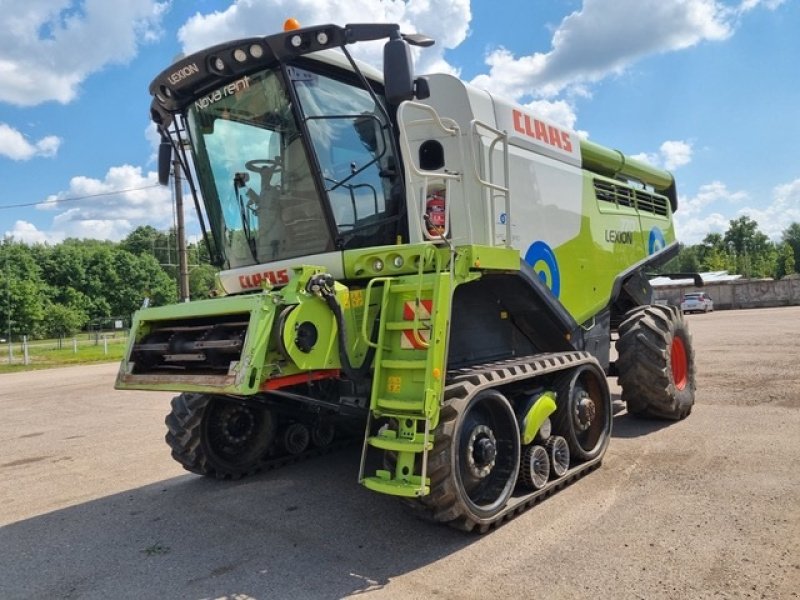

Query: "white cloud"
left=177, top=0, right=471, bottom=76
left=674, top=181, right=747, bottom=242
left=470, top=0, right=753, bottom=102
left=4, top=220, right=52, bottom=245
left=733, top=178, right=800, bottom=240
left=674, top=178, right=800, bottom=243
left=674, top=211, right=731, bottom=244
left=522, top=99, right=578, bottom=131
left=0, top=0, right=167, bottom=106
left=17, top=164, right=175, bottom=243
left=632, top=140, right=694, bottom=171
left=0, top=123, right=61, bottom=160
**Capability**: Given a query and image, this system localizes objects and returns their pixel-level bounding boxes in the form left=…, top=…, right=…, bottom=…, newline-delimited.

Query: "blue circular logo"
left=525, top=241, right=561, bottom=298
left=648, top=227, right=666, bottom=255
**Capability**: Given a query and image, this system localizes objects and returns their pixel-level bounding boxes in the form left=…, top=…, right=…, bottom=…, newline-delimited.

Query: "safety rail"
left=396, top=101, right=512, bottom=248
left=470, top=120, right=511, bottom=247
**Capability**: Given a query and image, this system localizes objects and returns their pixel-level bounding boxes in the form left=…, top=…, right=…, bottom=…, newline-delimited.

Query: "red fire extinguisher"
left=425, top=189, right=446, bottom=236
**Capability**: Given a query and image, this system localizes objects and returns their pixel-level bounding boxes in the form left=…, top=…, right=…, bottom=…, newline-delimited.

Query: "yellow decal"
left=387, top=376, right=402, bottom=393
left=342, top=289, right=364, bottom=310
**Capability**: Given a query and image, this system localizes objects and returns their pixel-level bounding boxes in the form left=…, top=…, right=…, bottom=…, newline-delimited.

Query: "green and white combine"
left=116, top=22, right=696, bottom=531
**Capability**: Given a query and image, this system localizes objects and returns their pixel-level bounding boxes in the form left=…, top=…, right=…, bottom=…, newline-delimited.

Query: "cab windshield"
left=186, top=63, right=397, bottom=270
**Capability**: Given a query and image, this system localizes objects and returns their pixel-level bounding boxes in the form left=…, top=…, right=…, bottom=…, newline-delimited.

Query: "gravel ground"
left=0, top=307, right=798, bottom=600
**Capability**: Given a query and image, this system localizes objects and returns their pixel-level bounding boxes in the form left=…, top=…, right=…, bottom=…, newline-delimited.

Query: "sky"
left=0, top=0, right=798, bottom=246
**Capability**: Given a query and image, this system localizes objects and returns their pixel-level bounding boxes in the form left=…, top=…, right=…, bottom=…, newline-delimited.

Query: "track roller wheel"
left=310, top=419, right=335, bottom=448
left=282, top=422, right=310, bottom=455
left=165, top=393, right=276, bottom=479
left=519, top=444, right=550, bottom=490
left=616, top=304, right=696, bottom=420
left=545, top=435, right=570, bottom=478
left=415, top=389, right=521, bottom=529
left=551, top=363, right=612, bottom=463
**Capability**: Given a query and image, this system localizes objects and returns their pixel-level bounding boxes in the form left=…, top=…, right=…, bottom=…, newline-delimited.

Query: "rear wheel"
left=616, top=305, right=696, bottom=420
left=165, top=393, right=276, bottom=479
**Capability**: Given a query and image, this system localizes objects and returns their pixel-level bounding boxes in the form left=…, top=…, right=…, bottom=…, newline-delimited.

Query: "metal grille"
left=594, top=179, right=668, bottom=216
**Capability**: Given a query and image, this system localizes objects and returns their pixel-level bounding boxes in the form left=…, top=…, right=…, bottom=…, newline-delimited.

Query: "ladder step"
left=368, top=432, right=432, bottom=453
left=374, top=397, right=426, bottom=413
left=388, top=283, right=434, bottom=293
left=380, top=359, right=428, bottom=370
left=384, top=321, right=430, bottom=331
left=362, top=471, right=430, bottom=498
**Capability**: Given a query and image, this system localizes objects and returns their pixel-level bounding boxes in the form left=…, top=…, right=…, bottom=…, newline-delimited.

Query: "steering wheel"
left=245, top=158, right=281, bottom=174
left=244, top=159, right=282, bottom=196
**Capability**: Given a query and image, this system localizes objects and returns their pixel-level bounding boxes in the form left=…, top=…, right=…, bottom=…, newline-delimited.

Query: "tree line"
left=0, top=225, right=217, bottom=340
left=2, top=217, right=798, bottom=340
left=659, top=217, right=799, bottom=280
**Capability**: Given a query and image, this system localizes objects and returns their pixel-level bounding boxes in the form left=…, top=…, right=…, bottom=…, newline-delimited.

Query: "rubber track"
left=166, top=393, right=358, bottom=480
left=423, top=351, right=610, bottom=533
left=254, top=436, right=358, bottom=474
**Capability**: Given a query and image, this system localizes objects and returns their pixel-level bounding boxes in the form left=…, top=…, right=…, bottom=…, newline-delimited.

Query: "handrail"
left=361, top=276, right=393, bottom=349
left=470, top=120, right=511, bottom=247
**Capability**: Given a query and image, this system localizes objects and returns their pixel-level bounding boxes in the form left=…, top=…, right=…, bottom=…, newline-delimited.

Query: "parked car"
left=681, top=292, right=714, bottom=313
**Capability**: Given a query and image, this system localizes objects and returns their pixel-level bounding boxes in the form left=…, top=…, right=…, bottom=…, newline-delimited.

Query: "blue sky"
left=1, top=0, right=797, bottom=245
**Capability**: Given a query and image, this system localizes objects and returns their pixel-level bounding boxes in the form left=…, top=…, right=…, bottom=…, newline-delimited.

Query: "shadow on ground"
left=0, top=447, right=475, bottom=600
left=610, top=393, right=682, bottom=439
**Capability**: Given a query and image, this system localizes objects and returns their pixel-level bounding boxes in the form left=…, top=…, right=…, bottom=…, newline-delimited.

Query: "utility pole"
left=174, top=158, right=190, bottom=302
left=4, top=237, right=12, bottom=361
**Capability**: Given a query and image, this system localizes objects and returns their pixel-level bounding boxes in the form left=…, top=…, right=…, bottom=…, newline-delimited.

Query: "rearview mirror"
left=383, top=36, right=414, bottom=105
left=158, top=140, right=172, bottom=185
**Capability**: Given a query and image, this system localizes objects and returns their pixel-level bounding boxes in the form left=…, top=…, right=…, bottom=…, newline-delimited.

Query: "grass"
left=0, top=334, right=129, bottom=373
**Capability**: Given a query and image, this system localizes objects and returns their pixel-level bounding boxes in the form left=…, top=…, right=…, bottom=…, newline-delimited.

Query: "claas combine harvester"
left=116, top=21, right=696, bottom=531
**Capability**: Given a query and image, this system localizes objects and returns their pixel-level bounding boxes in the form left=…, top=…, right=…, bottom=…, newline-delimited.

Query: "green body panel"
left=549, top=174, right=675, bottom=324
left=580, top=139, right=674, bottom=192
left=116, top=293, right=277, bottom=394
left=116, top=265, right=373, bottom=394
left=521, top=391, right=557, bottom=446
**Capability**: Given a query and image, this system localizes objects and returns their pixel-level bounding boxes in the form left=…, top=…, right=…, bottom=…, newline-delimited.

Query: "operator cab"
left=149, top=23, right=433, bottom=280
left=187, top=62, right=402, bottom=270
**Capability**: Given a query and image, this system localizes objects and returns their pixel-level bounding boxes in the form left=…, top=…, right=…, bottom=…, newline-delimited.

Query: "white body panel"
left=401, top=74, right=585, bottom=256
left=219, top=251, right=343, bottom=294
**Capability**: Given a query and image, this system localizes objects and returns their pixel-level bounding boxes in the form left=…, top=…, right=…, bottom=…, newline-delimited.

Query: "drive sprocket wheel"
left=616, top=304, right=696, bottom=420
left=413, top=389, right=521, bottom=530
left=165, top=393, right=276, bottom=479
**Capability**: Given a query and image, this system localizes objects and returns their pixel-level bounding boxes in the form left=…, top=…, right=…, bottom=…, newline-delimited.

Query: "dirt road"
left=1, top=307, right=799, bottom=599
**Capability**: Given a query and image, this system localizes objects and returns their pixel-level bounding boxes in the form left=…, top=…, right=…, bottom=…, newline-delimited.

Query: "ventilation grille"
left=594, top=179, right=669, bottom=216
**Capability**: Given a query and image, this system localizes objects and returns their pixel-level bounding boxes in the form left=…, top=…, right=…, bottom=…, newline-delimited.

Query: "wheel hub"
left=466, top=425, right=497, bottom=478
left=220, top=407, right=255, bottom=445
left=573, top=392, right=596, bottom=432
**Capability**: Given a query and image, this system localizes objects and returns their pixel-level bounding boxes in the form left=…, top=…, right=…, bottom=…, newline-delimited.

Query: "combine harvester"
left=116, top=21, right=696, bottom=531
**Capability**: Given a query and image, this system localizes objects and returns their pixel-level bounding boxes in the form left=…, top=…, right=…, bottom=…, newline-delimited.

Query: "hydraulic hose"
left=306, top=273, right=378, bottom=381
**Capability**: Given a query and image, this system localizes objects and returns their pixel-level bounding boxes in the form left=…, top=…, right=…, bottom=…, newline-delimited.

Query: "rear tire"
left=616, top=305, right=696, bottom=420
left=165, top=393, right=276, bottom=479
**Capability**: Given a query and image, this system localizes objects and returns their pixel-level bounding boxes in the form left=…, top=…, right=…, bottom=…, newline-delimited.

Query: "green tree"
left=0, top=239, right=49, bottom=338
left=723, top=216, right=776, bottom=277
left=188, top=264, right=219, bottom=299
left=776, top=242, right=796, bottom=279
left=782, top=223, right=800, bottom=275
left=43, top=303, right=88, bottom=338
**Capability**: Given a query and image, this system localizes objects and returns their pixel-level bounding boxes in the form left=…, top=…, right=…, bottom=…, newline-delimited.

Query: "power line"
left=0, top=184, right=162, bottom=210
